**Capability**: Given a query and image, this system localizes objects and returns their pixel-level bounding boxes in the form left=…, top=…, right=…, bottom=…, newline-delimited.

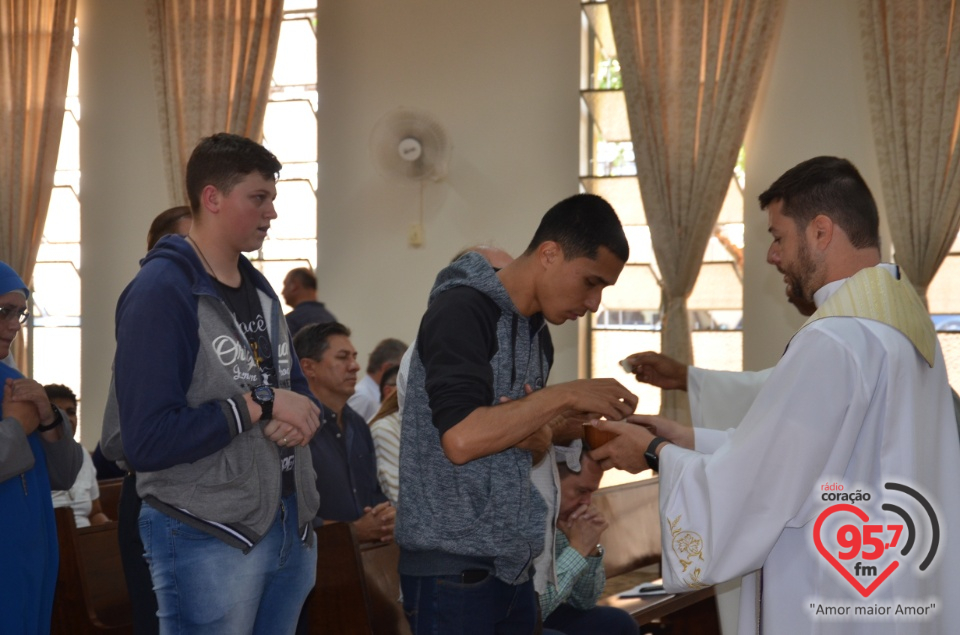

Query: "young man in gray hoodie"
left=109, top=133, right=321, bottom=635
left=396, top=193, right=638, bottom=634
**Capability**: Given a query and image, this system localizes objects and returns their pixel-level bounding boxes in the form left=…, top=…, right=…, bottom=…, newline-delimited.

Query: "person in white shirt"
left=46, top=383, right=110, bottom=528
left=347, top=337, right=406, bottom=422
left=592, top=156, right=960, bottom=635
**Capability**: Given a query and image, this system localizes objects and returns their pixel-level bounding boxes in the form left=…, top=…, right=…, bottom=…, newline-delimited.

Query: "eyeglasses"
left=0, top=306, right=29, bottom=324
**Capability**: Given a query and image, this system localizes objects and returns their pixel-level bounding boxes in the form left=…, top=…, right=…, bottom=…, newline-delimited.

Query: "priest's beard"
left=782, top=239, right=818, bottom=310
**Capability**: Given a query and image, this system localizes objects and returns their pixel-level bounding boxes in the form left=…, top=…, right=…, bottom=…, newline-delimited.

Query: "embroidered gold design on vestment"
left=669, top=515, right=707, bottom=589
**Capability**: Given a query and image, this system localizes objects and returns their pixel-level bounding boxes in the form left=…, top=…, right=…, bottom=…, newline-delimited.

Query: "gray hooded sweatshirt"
left=396, top=251, right=550, bottom=584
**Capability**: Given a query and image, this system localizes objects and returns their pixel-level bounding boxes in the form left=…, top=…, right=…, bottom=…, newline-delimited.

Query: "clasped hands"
left=559, top=503, right=608, bottom=558
left=354, top=501, right=395, bottom=543
left=3, top=378, right=57, bottom=437
left=259, top=389, right=321, bottom=448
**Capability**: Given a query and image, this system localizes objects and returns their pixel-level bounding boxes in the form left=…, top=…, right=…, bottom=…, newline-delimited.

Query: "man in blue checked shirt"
left=541, top=449, right=638, bottom=635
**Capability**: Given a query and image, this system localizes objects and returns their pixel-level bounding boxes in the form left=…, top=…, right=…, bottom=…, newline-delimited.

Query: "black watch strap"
left=37, top=404, right=64, bottom=433
left=644, top=436, right=670, bottom=472
left=251, top=385, right=274, bottom=423
left=258, top=400, right=273, bottom=423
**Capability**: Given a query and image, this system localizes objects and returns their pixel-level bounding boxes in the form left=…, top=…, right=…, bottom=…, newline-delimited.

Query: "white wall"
left=74, top=0, right=892, bottom=447
left=75, top=0, right=582, bottom=445
left=78, top=0, right=168, bottom=448
left=315, top=0, right=583, bottom=381
left=742, top=0, right=887, bottom=371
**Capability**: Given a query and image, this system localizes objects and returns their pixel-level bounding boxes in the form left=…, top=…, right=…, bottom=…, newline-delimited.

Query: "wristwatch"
left=37, top=404, right=64, bottom=433
left=644, top=436, right=670, bottom=473
left=251, top=385, right=275, bottom=422
left=592, top=544, right=604, bottom=558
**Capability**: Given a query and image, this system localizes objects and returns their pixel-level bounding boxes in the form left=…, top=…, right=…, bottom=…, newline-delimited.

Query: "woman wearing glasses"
left=0, top=260, right=84, bottom=635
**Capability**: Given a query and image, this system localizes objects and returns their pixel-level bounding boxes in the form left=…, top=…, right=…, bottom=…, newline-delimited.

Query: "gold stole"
left=795, top=266, right=936, bottom=368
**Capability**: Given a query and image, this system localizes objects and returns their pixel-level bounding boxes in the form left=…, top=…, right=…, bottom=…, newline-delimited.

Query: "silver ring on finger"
left=281, top=437, right=288, bottom=446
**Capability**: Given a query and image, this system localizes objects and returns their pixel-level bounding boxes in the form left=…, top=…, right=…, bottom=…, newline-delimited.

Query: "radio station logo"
left=813, top=481, right=939, bottom=599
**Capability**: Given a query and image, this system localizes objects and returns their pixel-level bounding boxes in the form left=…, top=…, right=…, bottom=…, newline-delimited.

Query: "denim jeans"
left=119, top=473, right=158, bottom=635
left=400, top=573, right=539, bottom=635
left=139, top=493, right=316, bottom=635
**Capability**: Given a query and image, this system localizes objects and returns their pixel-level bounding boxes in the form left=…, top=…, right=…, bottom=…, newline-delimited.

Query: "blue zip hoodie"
left=108, top=235, right=319, bottom=550
left=396, top=251, right=551, bottom=583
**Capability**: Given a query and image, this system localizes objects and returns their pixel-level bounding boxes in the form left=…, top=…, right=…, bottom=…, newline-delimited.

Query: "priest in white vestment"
left=592, top=156, right=960, bottom=635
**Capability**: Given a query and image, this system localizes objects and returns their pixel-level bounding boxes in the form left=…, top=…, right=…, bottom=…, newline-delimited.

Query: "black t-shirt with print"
left=216, top=275, right=295, bottom=498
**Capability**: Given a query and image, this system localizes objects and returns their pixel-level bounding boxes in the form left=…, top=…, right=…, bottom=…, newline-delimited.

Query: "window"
left=30, top=24, right=82, bottom=433
left=926, top=231, right=960, bottom=384
left=580, top=1, right=744, bottom=486
left=249, top=0, right=319, bottom=294
left=31, top=5, right=322, bottom=435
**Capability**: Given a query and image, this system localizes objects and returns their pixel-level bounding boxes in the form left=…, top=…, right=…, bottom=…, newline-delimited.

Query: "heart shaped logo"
left=813, top=503, right=900, bottom=597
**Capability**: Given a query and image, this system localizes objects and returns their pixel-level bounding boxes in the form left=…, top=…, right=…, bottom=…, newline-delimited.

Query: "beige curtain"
left=859, top=1, right=960, bottom=303
left=145, top=0, right=284, bottom=204
left=0, top=0, right=76, bottom=370
left=608, top=0, right=784, bottom=419
left=0, top=0, right=76, bottom=283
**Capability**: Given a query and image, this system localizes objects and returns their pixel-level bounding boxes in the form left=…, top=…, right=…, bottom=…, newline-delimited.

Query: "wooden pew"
left=594, top=477, right=721, bottom=635
left=359, top=540, right=409, bottom=635
left=308, top=522, right=410, bottom=635
left=308, top=522, right=374, bottom=634
left=96, top=477, right=124, bottom=520
left=51, top=506, right=133, bottom=635
left=309, top=478, right=717, bottom=634
left=594, top=478, right=662, bottom=578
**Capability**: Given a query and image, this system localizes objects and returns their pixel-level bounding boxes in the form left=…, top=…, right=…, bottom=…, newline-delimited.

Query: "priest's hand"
left=627, top=414, right=694, bottom=449
left=587, top=419, right=657, bottom=473
left=622, top=352, right=688, bottom=391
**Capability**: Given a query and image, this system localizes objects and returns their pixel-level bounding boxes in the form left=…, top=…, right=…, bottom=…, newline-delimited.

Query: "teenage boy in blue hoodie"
left=0, top=260, right=83, bottom=634
left=109, top=133, right=322, bottom=635
left=396, top=193, right=639, bottom=634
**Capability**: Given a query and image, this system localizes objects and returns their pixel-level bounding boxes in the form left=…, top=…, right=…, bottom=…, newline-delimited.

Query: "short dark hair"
left=293, top=321, right=351, bottom=362
left=185, top=133, right=281, bottom=215
left=524, top=194, right=629, bottom=262
left=367, top=338, right=408, bottom=374
left=287, top=267, right=317, bottom=291
left=758, top=156, right=880, bottom=250
left=147, top=206, right=191, bottom=250
left=44, top=383, right=77, bottom=405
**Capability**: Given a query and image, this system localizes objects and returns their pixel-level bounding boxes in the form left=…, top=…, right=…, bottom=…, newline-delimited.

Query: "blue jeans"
left=139, top=494, right=316, bottom=635
left=542, top=603, right=639, bottom=635
left=400, top=573, right=539, bottom=635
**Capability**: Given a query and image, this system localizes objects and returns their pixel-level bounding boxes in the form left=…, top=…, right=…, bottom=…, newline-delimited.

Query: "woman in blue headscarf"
left=0, top=261, right=83, bottom=634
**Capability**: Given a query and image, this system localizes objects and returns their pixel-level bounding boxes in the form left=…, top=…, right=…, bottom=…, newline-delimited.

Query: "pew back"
left=593, top=476, right=662, bottom=578
left=309, top=521, right=373, bottom=634
left=593, top=476, right=721, bottom=634
left=52, top=506, right=132, bottom=635
left=308, top=522, right=410, bottom=635
left=360, top=540, right=410, bottom=635
left=96, top=477, right=124, bottom=520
